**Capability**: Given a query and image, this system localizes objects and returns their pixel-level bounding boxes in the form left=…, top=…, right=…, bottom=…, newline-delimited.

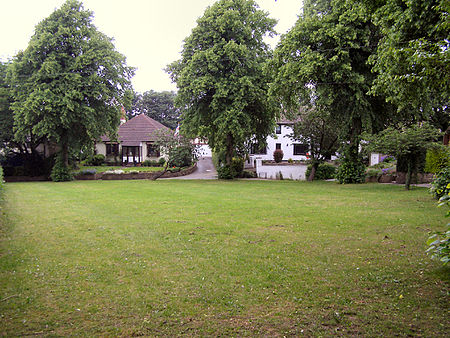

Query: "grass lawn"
left=75, top=165, right=163, bottom=173
left=0, top=180, right=448, bottom=336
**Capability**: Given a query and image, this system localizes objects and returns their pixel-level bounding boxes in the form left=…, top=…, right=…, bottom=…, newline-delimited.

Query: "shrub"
left=168, top=145, right=193, bottom=167
left=336, top=158, right=365, bottom=184
left=242, top=170, right=256, bottom=178
left=158, top=157, right=166, bottom=166
left=306, top=162, right=337, bottom=180
left=366, top=168, right=383, bottom=179
left=217, top=165, right=233, bottom=179
left=50, top=157, right=73, bottom=182
left=430, top=167, right=450, bottom=199
left=425, top=146, right=450, bottom=174
left=78, top=169, right=97, bottom=175
left=426, top=186, right=450, bottom=266
left=273, top=149, right=283, bottom=163
left=91, top=154, right=105, bottom=166
left=288, top=158, right=293, bottom=164
left=142, top=160, right=151, bottom=167
left=231, top=157, right=244, bottom=178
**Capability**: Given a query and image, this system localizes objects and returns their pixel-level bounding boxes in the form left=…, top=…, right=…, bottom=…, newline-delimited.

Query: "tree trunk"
left=152, top=162, right=169, bottom=180
left=308, top=161, right=319, bottom=181
left=225, top=134, right=234, bottom=167
left=405, top=160, right=412, bottom=190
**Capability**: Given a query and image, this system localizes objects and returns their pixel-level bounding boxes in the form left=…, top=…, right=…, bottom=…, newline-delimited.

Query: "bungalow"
left=95, top=114, right=170, bottom=165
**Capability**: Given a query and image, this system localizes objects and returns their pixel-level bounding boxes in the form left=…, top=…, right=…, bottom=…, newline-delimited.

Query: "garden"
left=0, top=179, right=448, bottom=336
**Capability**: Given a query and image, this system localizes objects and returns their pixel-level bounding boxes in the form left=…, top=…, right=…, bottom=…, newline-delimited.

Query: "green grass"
left=75, top=165, right=163, bottom=173
left=0, top=180, right=448, bottom=336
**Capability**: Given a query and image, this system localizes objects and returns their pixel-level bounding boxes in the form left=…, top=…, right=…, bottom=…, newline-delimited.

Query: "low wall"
left=74, top=164, right=197, bottom=181
left=255, top=159, right=307, bottom=180
left=395, top=172, right=434, bottom=184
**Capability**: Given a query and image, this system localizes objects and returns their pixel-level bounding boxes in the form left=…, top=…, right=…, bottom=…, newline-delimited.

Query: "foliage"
left=0, top=166, right=4, bottom=193
left=91, top=154, right=105, bottom=166
left=366, top=167, right=383, bottom=179
left=50, top=155, right=73, bottom=182
left=289, top=108, right=339, bottom=179
left=273, top=149, right=283, bottom=163
left=158, top=157, right=166, bottom=166
left=8, top=0, right=134, bottom=181
left=142, top=159, right=162, bottom=167
left=430, top=167, right=450, bottom=200
left=77, top=169, right=97, bottom=175
left=130, top=90, right=180, bottom=129
left=425, top=145, right=450, bottom=174
left=0, top=61, right=15, bottom=153
left=336, top=154, right=366, bottom=184
left=270, top=0, right=396, bottom=183
left=217, top=157, right=244, bottom=179
left=363, top=123, right=441, bottom=189
left=370, top=0, right=449, bottom=133
left=426, top=184, right=450, bottom=265
left=152, top=129, right=198, bottom=179
left=167, top=0, right=277, bottom=167
left=306, top=162, right=336, bottom=180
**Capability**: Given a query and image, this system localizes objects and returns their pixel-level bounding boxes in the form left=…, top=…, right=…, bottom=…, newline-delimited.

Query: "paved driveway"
left=165, top=157, right=217, bottom=179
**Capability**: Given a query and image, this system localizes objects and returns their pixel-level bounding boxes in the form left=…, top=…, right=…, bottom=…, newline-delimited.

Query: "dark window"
left=293, top=143, right=308, bottom=155
left=275, top=124, right=281, bottom=134
left=276, top=143, right=282, bottom=150
left=147, top=143, right=160, bottom=157
left=251, top=142, right=267, bottom=154
left=106, top=143, right=119, bottom=156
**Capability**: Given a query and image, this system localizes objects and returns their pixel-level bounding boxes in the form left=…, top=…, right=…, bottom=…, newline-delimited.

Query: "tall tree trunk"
left=225, top=134, right=234, bottom=167
left=405, top=159, right=412, bottom=191
left=308, top=161, right=319, bottom=181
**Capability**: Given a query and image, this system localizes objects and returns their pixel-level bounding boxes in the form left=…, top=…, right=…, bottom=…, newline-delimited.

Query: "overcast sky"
left=0, top=0, right=302, bottom=93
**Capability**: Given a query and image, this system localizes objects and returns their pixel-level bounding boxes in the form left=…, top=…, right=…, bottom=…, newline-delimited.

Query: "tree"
left=370, top=0, right=449, bottom=141
left=166, top=0, right=277, bottom=173
left=290, top=108, right=339, bottom=181
left=130, top=90, right=180, bottom=129
left=8, top=0, right=134, bottom=180
left=363, top=123, right=441, bottom=190
left=270, top=0, right=396, bottom=183
left=151, top=129, right=198, bottom=180
left=0, top=61, right=14, bottom=154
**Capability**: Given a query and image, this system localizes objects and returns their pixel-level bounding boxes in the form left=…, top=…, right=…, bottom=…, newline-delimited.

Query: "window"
left=106, top=143, right=119, bottom=156
left=293, top=143, right=308, bottom=155
left=275, top=124, right=281, bottom=134
left=147, top=143, right=160, bottom=157
left=275, top=143, right=281, bottom=150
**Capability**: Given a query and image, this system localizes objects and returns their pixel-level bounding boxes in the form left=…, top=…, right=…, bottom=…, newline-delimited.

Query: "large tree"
left=8, top=0, right=134, bottom=180
left=270, top=0, right=396, bottom=183
left=130, top=90, right=180, bottom=129
left=166, top=0, right=277, bottom=170
left=370, top=0, right=449, bottom=140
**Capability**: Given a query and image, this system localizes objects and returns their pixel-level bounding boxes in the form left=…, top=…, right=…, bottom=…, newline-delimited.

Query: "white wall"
left=255, top=159, right=307, bottom=180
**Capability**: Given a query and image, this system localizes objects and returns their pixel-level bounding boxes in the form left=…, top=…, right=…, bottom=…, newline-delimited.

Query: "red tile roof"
left=101, top=114, right=170, bottom=145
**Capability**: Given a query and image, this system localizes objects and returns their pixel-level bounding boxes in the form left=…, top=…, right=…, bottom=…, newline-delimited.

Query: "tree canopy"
left=8, top=0, right=134, bottom=180
left=130, top=90, right=180, bottom=129
left=166, top=0, right=277, bottom=168
left=370, top=0, right=449, bottom=134
left=270, top=0, right=396, bottom=182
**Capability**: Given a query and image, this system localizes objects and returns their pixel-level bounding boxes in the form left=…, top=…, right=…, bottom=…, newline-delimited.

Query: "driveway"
left=165, top=157, right=217, bottom=179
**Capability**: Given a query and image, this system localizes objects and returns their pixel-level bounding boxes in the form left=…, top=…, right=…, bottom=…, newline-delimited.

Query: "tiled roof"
left=101, top=114, right=170, bottom=144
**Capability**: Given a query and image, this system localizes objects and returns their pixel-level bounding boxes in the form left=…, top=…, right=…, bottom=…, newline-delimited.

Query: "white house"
left=249, top=119, right=310, bottom=164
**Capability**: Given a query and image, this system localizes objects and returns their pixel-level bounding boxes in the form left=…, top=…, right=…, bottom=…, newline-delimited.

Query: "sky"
left=0, top=0, right=302, bottom=93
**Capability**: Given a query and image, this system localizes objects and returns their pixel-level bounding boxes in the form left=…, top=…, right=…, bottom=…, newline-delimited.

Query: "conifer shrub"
left=273, top=149, right=283, bottom=163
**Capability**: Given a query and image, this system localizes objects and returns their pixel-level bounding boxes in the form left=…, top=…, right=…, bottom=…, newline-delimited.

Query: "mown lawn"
left=75, top=165, right=163, bottom=173
left=0, top=180, right=448, bottom=336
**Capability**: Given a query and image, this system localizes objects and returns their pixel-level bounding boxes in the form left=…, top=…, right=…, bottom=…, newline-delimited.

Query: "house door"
left=122, top=146, right=141, bottom=165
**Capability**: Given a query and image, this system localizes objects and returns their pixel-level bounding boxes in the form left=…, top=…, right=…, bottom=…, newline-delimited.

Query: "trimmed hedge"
left=0, top=166, right=4, bottom=192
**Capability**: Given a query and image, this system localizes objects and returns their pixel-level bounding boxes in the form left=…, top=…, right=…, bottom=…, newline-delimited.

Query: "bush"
left=231, top=157, right=244, bottom=178
left=142, top=160, right=151, bottom=167
left=158, top=157, right=166, bottom=166
left=217, top=165, right=234, bottom=179
left=430, top=167, right=450, bottom=199
left=336, top=158, right=365, bottom=184
left=168, top=145, right=193, bottom=167
left=91, top=154, right=105, bottom=166
left=426, top=187, right=450, bottom=266
left=366, top=168, right=383, bottom=179
left=78, top=169, right=97, bottom=175
left=306, top=162, right=337, bottom=180
left=273, top=149, right=284, bottom=163
left=425, top=146, right=450, bottom=173
left=50, top=157, right=73, bottom=182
